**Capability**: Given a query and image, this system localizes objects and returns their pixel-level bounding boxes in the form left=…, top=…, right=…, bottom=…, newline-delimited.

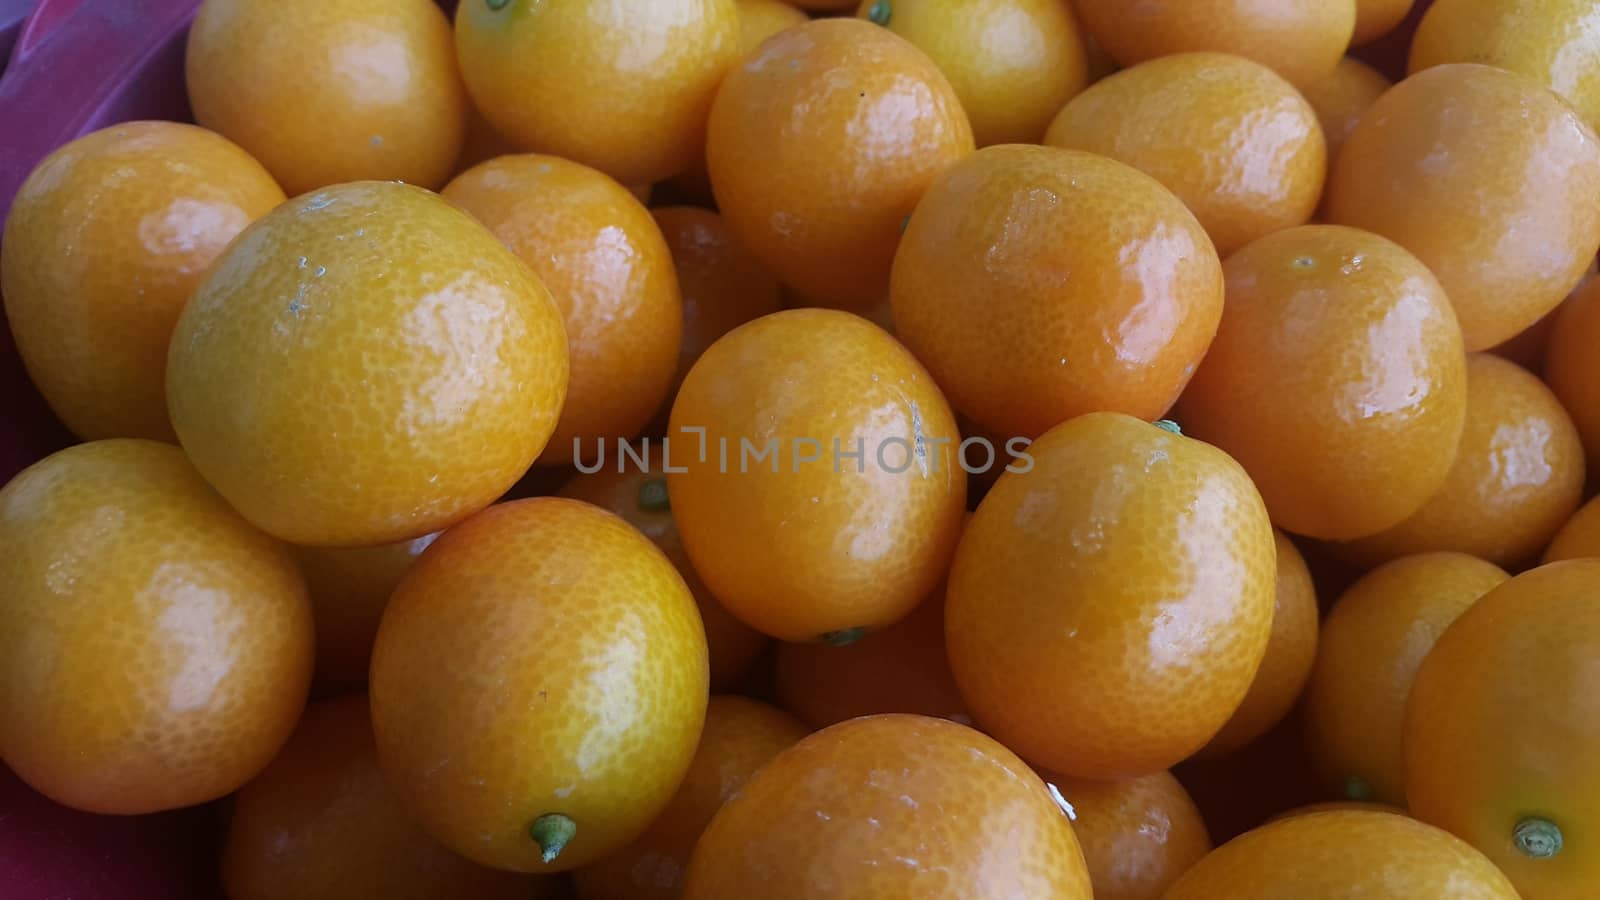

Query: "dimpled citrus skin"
left=1546, top=497, right=1600, bottom=563
left=1299, top=57, right=1392, bottom=164
left=0, top=122, right=284, bottom=442
left=1546, top=276, right=1600, bottom=474
left=1163, top=811, right=1521, bottom=899
left=890, top=145, right=1222, bottom=441
left=1044, top=53, right=1326, bottom=257
left=683, top=715, right=1094, bottom=899
left=186, top=0, right=464, bottom=195
left=455, top=0, right=739, bottom=185
left=1177, top=225, right=1468, bottom=541
left=707, top=19, right=974, bottom=309
left=1406, top=560, right=1600, bottom=899
left=0, top=440, right=313, bottom=815
left=1354, top=0, right=1416, bottom=44
left=1302, top=553, right=1508, bottom=806
left=572, top=696, right=809, bottom=900
left=370, top=498, right=708, bottom=873
left=1203, top=531, right=1318, bottom=756
left=557, top=445, right=768, bottom=690
left=1338, top=354, right=1586, bottom=567
left=1326, top=63, right=1600, bottom=351
left=222, top=694, right=552, bottom=900
left=667, top=309, right=966, bottom=642
left=737, top=0, right=807, bottom=49
left=1070, top=0, right=1355, bottom=89
left=1268, top=801, right=1408, bottom=822
left=855, top=0, right=1088, bottom=146
left=947, top=413, right=1278, bottom=780
left=292, top=534, right=438, bottom=691
left=1045, top=771, right=1212, bottom=900
left=166, top=181, right=569, bottom=548
left=443, top=155, right=680, bottom=465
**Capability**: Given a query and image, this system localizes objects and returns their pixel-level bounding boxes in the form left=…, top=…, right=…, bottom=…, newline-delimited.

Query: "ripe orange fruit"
left=667, top=309, right=966, bottom=642
left=292, top=534, right=439, bottom=690
left=223, top=694, right=553, bottom=900
left=1044, top=53, right=1326, bottom=256
left=1411, top=0, right=1600, bottom=129
left=370, top=498, right=708, bottom=873
left=1299, top=57, right=1392, bottom=165
left=186, top=0, right=465, bottom=195
left=890, top=144, right=1222, bottom=440
left=1069, top=0, right=1356, bottom=89
left=557, top=444, right=768, bottom=690
left=1407, top=559, right=1600, bottom=898
left=1045, top=770, right=1212, bottom=900
left=707, top=18, right=974, bottom=309
left=1545, top=496, right=1600, bottom=563
left=855, top=0, right=1088, bottom=146
left=1203, top=531, right=1318, bottom=756
left=737, top=0, right=807, bottom=48
left=0, top=439, right=313, bottom=814
left=1546, top=275, right=1600, bottom=474
left=1269, top=801, right=1408, bottom=821
left=1354, top=0, right=1416, bottom=45
left=443, top=155, right=679, bottom=465
left=1177, top=225, right=1468, bottom=541
left=1336, top=353, right=1586, bottom=567
left=947, top=413, right=1277, bottom=779
left=1163, top=810, right=1519, bottom=899
left=571, top=696, right=808, bottom=899
left=682, top=714, right=1094, bottom=899
left=789, top=0, right=852, bottom=8
left=454, top=0, right=739, bottom=185
left=1325, top=63, right=1600, bottom=351
left=0, top=122, right=284, bottom=442
left=167, top=181, right=569, bottom=548
left=1301, top=552, right=1508, bottom=805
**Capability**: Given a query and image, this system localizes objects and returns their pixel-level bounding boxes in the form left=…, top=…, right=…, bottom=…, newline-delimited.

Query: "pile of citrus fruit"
left=3, top=0, right=1600, bottom=897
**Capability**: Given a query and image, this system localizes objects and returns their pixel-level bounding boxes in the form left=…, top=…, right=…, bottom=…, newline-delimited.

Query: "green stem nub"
left=638, top=478, right=671, bottom=513
left=1342, top=775, right=1374, bottom=802
left=1153, top=419, right=1183, bottom=436
left=868, top=0, right=892, bottom=26
left=530, top=813, right=576, bottom=864
left=821, top=627, right=867, bottom=647
left=1514, top=817, right=1563, bottom=859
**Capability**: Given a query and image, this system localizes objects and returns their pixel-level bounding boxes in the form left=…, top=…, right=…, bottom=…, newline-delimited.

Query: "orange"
left=557, top=443, right=768, bottom=690
left=0, top=122, right=284, bottom=442
left=890, top=144, right=1222, bottom=441
left=0, top=439, right=313, bottom=814
left=1045, top=770, right=1212, bottom=900
left=1411, top=0, right=1600, bottom=130
left=1299, top=57, right=1392, bottom=165
left=1490, top=292, right=1569, bottom=373
left=1177, top=225, right=1468, bottom=541
left=1301, top=552, right=1509, bottom=805
left=454, top=0, right=739, bottom=185
left=223, top=693, right=554, bottom=900
left=1269, top=801, right=1408, bottom=821
left=1326, top=63, right=1600, bottom=351
left=292, top=534, right=439, bottom=691
left=1336, top=354, right=1586, bottom=567
left=1203, top=530, right=1318, bottom=756
left=737, top=0, right=807, bottom=49
left=1547, top=275, right=1600, bottom=474
left=1163, top=810, right=1520, bottom=899
left=1406, top=560, right=1600, bottom=899
left=571, top=696, right=808, bottom=899
left=682, top=714, right=1093, bottom=899
left=443, top=155, right=679, bottom=465
left=1545, top=497, right=1600, bottom=563
left=667, top=309, right=966, bottom=642
left=1354, top=0, right=1416, bottom=45
left=1044, top=53, right=1326, bottom=257
left=1070, top=0, right=1356, bottom=89
left=370, top=498, right=707, bottom=873
left=789, top=0, right=852, bottom=8
left=707, top=19, right=973, bottom=309
left=856, top=0, right=1088, bottom=146
left=774, top=587, right=967, bottom=729
left=186, top=0, right=465, bottom=195
left=167, top=181, right=570, bottom=548
left=947, top=413, right=1277, bottom=779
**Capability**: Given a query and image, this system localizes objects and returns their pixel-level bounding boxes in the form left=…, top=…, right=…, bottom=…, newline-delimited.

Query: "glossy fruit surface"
left=682, top=714, right=1094, bottom=899
left=707, top=18, right=974, bottom=309
left=1545, top=497, right=1600, bottom=563
left=891, top=144, right=1222, bottom=440
left=0, top=440, right=313, bottom=814
left=167, top=181, right=569, bottom=547
left=737, top=0, right=807, bottom=50
left=1303, top=552, right=1509, bottom=805
left=187, top=0, right=465, bottom=194
left=1, top=121, right=284, bottom=442
left=1326, top=63, right=1600, bottom=351
left=370, top=498, right=708, bottom=873
left=947, top=413, right=1277, bottom=779
left=1354, top=0, right=1416, bottom=45
left=1178, top=225, right=1468, bottom=541
left=292, top=534, right=439, bottom=690
left=443, top=155, right=679, bottom=465
left=1046, top=770, right=1212, bottom=900
left=1300, top=57, right=1392, bottom=164
left=1546, top=275, right=1600, bottom=474
left=1045, top=53, right=1325, bottom=256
